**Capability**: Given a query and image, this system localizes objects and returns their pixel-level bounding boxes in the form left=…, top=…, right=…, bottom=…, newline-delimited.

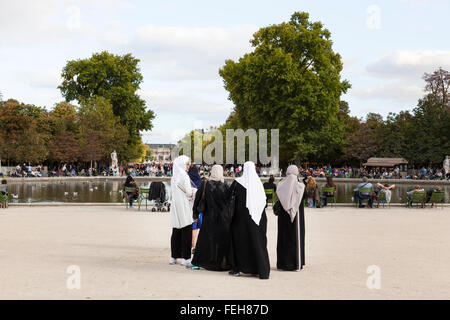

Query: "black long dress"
left=228, top=181, right=270, bottom=279
left=191, top=180, right=231, bottom=271
left=274, top=193, right=305, bottom=271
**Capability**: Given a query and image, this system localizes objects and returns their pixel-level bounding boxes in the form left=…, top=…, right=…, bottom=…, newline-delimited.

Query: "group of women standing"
left=169, top=155, right=306, bottom=280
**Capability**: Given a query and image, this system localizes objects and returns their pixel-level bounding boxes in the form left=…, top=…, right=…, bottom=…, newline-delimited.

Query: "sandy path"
left=0, top=206, right=449, bottom=300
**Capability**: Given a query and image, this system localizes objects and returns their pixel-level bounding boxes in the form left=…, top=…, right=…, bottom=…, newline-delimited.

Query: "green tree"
left=346, top=113, right=383, bottom=164
left=47, top=102, right=80, bottom=163
left=58, top=51, right=155, bottom=160
left=219, top=12, right=350, bottom=164
left=423, top=67, right=450, bottom=108
left=77, top=96, right=129, bottom=166
left=409, top=94, right=450, bottom=165
left=0, top=99, right=49, bottom=164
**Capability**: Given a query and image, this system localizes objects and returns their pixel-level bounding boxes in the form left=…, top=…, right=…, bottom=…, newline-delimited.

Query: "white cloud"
left=366, top=50, right=450, bottom=79
left=352, top=82, right=423, bottom=102
left=139, top=89, right=231, bottom=116
left=131, top=24, right=257, bottom=80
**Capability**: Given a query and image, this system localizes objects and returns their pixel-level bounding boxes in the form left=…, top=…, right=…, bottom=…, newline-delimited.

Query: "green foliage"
left=219, top=12, right=350, bottom=164
left=0, top=99, right=50, bottom=163
left=58, top=51, right=155, bottom=159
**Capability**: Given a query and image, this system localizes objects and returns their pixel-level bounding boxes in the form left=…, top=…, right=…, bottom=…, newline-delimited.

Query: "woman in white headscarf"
left=169, top=155, right=194, bottom=266
left=190, top=164, right=231, bottom=271
left=274, top=165, right=306, bottom=271
left=228, top=161, right=270, bottom=279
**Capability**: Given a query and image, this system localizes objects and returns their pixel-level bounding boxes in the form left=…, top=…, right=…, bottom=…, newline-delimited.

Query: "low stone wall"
left=3, top=175, right=450, bottom=185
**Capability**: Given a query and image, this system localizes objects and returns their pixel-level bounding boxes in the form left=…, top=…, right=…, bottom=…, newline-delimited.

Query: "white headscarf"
left=235, top=161, right=267, bottom=226
left=210, top=165, right=224, bottom=182
left=172, top=155, right=190, bottom=185
left=276, top=165, right=305, bottom=223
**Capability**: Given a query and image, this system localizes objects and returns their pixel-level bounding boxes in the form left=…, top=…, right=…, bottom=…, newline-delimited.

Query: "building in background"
left=147, top=144, right=175, bottom=163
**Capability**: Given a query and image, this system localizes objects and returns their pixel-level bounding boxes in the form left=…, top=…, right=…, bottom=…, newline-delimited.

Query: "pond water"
left=4, top=180, right=449, bottom=204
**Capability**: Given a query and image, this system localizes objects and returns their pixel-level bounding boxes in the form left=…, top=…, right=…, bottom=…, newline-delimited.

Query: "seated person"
left=322, top=176, right=337, bottom=207
left=425, top=186, right=442, bottom=203
left=376, top=183, right=395, bottom=204
left=123, top=175, right=139, bottom=208
left=0, top=179, right=8, bottom=208
left=263, top=175, right=277, bottom=201
left=406, top=185, right=425, bottom=204
left=354, top=177, right=374, bottom=208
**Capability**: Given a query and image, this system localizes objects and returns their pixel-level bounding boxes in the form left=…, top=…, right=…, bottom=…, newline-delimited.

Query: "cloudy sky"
left=1, top=0, right=449, bottom=144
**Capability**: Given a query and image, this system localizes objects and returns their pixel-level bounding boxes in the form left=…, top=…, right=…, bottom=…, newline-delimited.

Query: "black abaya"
left=171, top=225, right=192, bottom=260
left=191, top=180, right=231, bottom=271
left=228, top=181, right=270, bottom=279
left=274, top=199, right=305, bottom=271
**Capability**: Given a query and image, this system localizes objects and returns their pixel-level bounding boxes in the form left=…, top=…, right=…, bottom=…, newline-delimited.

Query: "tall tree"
left=219, top=12, right=350, bottom=164
left=47, top=102, right=80, bottom=163
left=346, top=113, right=383, bottom=164
left=77, top=96, right=128, bottom=165
left=58, top=51, right=155, bottom=160
left=423, top=67, right=450, bottom=108
left=0, top=99, right=49, bottom=164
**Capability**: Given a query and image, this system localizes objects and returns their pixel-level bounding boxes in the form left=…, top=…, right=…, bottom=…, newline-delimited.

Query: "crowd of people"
left=297, top=165, right=449, bottom=181
left=352, top=178, right=444, bottom=208
left=2, top=161, right=449, bottom=181
left=165, top=157, right=307, bottom=280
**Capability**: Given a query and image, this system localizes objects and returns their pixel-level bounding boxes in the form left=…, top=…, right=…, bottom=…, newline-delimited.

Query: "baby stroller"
left=148, top=181, right=170, bottom=212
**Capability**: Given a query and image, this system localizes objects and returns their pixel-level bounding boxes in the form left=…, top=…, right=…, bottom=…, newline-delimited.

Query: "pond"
left=5, top=180, right=449, bottom=204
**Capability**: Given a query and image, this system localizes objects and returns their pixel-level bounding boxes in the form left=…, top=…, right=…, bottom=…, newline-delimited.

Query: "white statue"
left=444, top=155, right=450, bottom=175
left=111, top=150, right=118, bottom=176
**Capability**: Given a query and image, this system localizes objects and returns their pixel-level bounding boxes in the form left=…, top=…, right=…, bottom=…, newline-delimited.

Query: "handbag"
left=273, top=200, right=282, bottom=216
left=196, top=181, right=208, bottom=213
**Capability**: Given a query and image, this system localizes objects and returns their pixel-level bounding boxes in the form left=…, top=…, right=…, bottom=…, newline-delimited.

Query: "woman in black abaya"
left=228, top=161, right=270, bottom=280
left=274, top=165, right=306, bottom=271
left=191, top=165, right=231, bottom=271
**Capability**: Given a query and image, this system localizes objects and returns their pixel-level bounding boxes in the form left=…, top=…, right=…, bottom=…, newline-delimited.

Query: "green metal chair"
left=428, top=191, right=445, bottom=209
left=356, top=187, right=373, bottom=207
left=408, top=191, right=426, bottom=208
left=321, top=187, right=336, bottom=207
left=0, top=192, right=8, bottom=209
left=123, top=187, right=137, bottom=209
left=137, top=187, right=150, bottom=211
left=376, top=191, right=390, bottom=208
left=264, top=189, right=278, bottom=206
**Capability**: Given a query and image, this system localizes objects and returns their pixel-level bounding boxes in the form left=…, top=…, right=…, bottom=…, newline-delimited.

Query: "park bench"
left=376, top=190, right=390, bottom=208
left=355, top=187, right=373, bottom=207
left=408, top=191, right=426, bottom=208
left=0, top=192, right=8, bottom=209
left=123, top=186, right=137, bottom=209
left=321, top=187, right=336, bottom=207
left=428, top=191, right=445, bottom=209
left=137, top=187, right=150, bottom=211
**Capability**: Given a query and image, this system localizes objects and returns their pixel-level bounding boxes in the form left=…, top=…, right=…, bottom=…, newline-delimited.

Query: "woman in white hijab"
left=274, top=165, right=306, bottom=271
left=169, top=155, right=194, bottom=266
left=228, top=161, right=270, bottom=279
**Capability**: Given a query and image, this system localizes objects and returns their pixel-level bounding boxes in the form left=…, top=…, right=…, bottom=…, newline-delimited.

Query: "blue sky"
left=1, top=0, right=449, bottom=144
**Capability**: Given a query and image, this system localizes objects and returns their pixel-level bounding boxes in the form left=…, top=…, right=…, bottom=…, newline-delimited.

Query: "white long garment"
left=170, top=157, right=194, bottom=229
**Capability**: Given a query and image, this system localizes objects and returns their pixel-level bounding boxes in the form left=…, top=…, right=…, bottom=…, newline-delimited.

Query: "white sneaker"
left=181, top=259, right=191, bottom=266
left=169, top=258, right=177, bottom=265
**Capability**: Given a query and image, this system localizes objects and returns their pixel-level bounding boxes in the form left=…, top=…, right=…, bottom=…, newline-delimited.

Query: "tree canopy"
left=58, top=51, right=155, bottom=161
left=219, top=12, right=350, bottom=165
